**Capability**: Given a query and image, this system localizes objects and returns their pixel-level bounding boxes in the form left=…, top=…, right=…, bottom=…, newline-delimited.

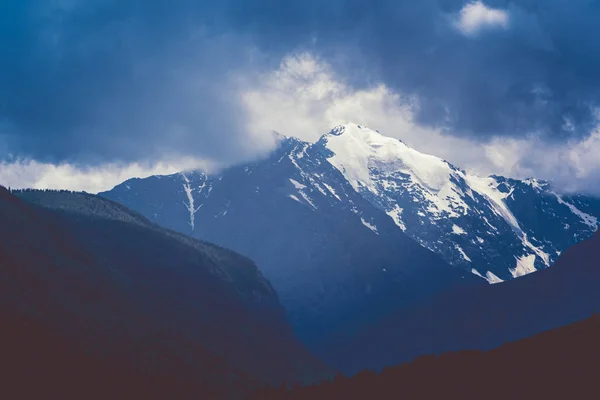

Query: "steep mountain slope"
left=1, top=187, right=327, bottom=398
left=252, top=312, right=600, bottom=400
left=102, top=138, right=482, bottom=347
left=318, top=229, right=600, bottom=375
left=316, top=124, right=600, bottom=282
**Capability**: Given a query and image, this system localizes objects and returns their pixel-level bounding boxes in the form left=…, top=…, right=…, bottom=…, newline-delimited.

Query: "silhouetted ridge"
left=252, top=312, right=600, bottom=399
left=13, top=188, right=281, bottom=307
left=1, top=187, right=329, bottom=398
left=0, top=303, right=247, bottom=400
left=14, top=188, right=153, bottom=227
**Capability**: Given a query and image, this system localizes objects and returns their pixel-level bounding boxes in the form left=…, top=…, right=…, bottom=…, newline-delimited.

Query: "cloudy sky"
left=2, top=0, right=600, bottom=194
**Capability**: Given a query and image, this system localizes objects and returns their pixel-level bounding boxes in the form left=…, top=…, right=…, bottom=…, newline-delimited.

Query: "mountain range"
left=2, top=123, right=600, bottom=398
left=101, top=124, right=600, bottom=348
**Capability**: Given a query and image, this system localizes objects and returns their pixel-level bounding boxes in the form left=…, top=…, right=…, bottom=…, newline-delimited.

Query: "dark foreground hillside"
left=252, top=312, right=600, bottom=400
left=0, top=303, right=244, bottom=399
left=1, top=187, right=328, bottom=399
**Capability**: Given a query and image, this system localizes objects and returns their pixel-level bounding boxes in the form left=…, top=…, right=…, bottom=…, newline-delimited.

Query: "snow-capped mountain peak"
left=314, top=124, right=599, bottom=282
left=319, top=124, right=456, bottom=195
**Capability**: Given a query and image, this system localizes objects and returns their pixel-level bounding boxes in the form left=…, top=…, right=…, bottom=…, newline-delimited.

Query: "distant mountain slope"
left=252, top=312, right=600, bottom=400
left=317, top=229, right=600, bottom=375
left=102, top=137, right=482, bottom=348
left=2, top=187, right=327, bottom=398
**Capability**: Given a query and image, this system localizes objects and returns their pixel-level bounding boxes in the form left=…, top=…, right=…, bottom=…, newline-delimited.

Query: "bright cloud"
left=0, top=157, right=212, bottom=194
left=239, top=52, right=600, bottom=194
left=241, top=53, right=449, bottom=148
left=2, top=51, right=600, bottom=195
left=454, top=1, right=510, bottom=36
left=240, top=53, right=503, bottom=174
left=482, top=130, right=600, bottom=194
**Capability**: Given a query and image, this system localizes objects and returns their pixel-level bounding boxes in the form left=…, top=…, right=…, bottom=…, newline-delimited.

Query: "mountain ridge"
left=252, top=310, right=600, bottom=400
left=2, top=186, right=329, bottom=397
left=103, top=123, right=600, bottom=283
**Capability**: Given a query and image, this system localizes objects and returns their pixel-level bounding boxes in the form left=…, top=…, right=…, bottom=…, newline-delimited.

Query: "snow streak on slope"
left=360, top=217, right=379, bottom=234
left=472, top=269, right=504, bottom=284
left=486, top=271, right=504, bottom=284
left=464, top=175, right=521, bottom=232
left=386, top=205, right=407, bottom=231
left=465, top=174, right=551, bottom=269
left=510, top=254, right=538, bottom=278
left=181, top=173, right=202, bottom=230
left=455, top=244, right=472, bottom=262
left=283, top=143, right=334, bottom=210
left=452, top=225, right=467, bottom=235
left=554, top=194, right=598, bottom=229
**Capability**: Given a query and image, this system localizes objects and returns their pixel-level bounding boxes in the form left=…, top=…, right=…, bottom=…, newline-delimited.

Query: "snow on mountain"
left=323, top=124, right=465, bottom=217
left=555, top=194, right=598, bottom=229
left=315, top=124, right=600, bottom=282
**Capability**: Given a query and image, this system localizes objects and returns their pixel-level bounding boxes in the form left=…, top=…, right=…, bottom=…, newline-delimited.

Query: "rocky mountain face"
left=101, top=133, right=482, bottom=348
left=101, top=124, right=600, bottom=345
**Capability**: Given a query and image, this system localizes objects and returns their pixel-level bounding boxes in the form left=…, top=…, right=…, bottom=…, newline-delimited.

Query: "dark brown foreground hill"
left=251, top=312, right=600, bottom=400
left=0, top=187, right=328, bottom=399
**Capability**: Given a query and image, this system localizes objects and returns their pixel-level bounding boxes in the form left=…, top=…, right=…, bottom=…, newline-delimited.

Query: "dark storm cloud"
left=216, top=0, right=600, bottom=141
left=0, top=1, right=259, bottom=164
left=1, top=0, right=600, bottom=164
